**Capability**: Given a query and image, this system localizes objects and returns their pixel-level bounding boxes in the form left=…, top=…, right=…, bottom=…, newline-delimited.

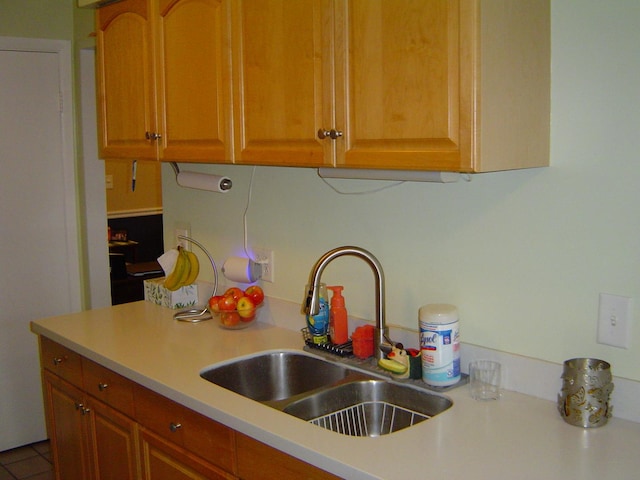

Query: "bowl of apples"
left=208, top=286, right=264, bottom=329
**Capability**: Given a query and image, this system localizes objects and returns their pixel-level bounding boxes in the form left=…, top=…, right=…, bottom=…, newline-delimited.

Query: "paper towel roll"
left=222, top=256, right=262, bottom=283
left=176, top=171, right=232, bottom=192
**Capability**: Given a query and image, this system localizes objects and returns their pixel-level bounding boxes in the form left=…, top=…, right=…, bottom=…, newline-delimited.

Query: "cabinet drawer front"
left=236, top=433, right=340, bottom=480
left=40, top=337, right=83, bottom=387
left=134, top=385, right=236, bottom=473
left=83, top=358, right=135, bottom=417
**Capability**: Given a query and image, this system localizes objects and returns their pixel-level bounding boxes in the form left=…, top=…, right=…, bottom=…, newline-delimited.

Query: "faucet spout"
left=304, top=246, right=387, bottom=360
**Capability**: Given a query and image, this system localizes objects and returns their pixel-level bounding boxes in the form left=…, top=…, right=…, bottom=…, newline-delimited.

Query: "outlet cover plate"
left=175, top=224, right=191, bottom=250
left=597, top=293, right=632, bottom=348
left=254, top=247, right=274, bottom=283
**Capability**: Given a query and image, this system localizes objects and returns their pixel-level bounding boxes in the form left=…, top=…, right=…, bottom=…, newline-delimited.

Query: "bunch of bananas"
left=164, top=247, right=200, bottom=291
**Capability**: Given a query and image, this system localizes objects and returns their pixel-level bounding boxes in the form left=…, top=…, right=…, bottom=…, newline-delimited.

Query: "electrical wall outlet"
left=175, top=223, right=191, bottom=250
left=254, top=247, right=275, bottom=283
left=597, top=293, right=632, bottom=348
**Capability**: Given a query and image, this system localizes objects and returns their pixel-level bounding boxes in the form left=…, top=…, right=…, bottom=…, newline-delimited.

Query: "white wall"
left=162, top=1, right=640, bottom=381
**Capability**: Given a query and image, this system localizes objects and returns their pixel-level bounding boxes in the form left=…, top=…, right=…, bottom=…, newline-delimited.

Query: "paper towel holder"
left=170, top=162, right=232, bottom=192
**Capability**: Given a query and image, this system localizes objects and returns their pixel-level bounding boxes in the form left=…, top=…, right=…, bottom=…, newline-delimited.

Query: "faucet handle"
left=383, top=333, right=403, bottom=351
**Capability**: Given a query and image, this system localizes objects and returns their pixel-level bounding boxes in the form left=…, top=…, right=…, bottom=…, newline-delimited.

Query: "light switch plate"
left=597, top=293, right=632, bottom=348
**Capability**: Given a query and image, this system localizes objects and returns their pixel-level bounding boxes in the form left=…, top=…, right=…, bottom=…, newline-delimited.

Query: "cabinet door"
left=97, top=0, right=158, bottom=160
left=231, top=0, right=333, bottom=167
left=90, top=398, right=140, bottom=480
left=156, top=0, right=233, bottom=162
left=43, top=371, right=94, bottom=480
left=139, top=427, right=236, bottom=480
left=335, top=0, right=474, bottom=172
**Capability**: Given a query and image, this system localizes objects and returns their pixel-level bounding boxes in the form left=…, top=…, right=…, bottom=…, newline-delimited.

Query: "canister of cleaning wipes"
left=419, top=304, right=460, bottom=387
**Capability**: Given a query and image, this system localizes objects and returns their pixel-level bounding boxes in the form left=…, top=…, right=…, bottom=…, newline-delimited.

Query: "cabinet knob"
left=145, top=131, right=162, bottom=141
left=98, top=383, right=109, bottom=391
left=74, top=402, right=91, bottom=415
left=169, top=422, right=182, bottom=432
left=317, top=128, right=343, bottom=140
left=52, top=357, right=64, bottom=366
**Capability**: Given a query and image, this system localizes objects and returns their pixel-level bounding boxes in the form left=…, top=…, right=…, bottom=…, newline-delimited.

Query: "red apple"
left=224, top=287, right=244, bottom=301
left=218, top=295, right=237, bottom=311
left=208, top=295, right=224, bottom=313
left=237, top=296, right=256, bottom=320
left=244, top=285, right=264, bottom=306
left=221, top=311, right=241, bottom=327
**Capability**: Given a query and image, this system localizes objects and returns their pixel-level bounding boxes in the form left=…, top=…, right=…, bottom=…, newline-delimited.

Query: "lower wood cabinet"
left=139, top=427, right=235, bottom=480
left=91, top=398, right=140, bottom=480
left=43, top=370, right=94, bottom=480
left=39, top=336, right=342, bottom=480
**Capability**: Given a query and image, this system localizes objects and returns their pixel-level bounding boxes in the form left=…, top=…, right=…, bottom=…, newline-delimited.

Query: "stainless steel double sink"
left=200, top=350, right=452, bottom=437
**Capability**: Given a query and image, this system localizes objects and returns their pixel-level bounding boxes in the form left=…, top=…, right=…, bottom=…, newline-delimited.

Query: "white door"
left=0, top=37, right=81, bottom=450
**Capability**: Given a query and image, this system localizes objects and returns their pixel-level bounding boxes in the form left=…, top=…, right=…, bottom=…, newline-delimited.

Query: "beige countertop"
left=31, top=300, right=640, bottom=480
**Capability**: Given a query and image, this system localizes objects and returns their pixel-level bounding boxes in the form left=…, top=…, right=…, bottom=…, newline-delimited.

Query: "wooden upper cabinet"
left=230, top=0, right=333, bottom=167
left=156, top=0, right=233, bottom=162
left=335, top=0, right=470, bottom=171
left=334, top=0, right=549, bottom=172
left=97, top=0, right=549, bottom=172
left=97, top=0, right=157, bottom=160
left=97, top=0, right=233, bottom=162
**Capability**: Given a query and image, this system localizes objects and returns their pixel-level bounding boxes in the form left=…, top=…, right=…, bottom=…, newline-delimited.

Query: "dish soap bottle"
left=305, top=283, right=329, bottom=344
left=328, top=286, right=349, bottom=345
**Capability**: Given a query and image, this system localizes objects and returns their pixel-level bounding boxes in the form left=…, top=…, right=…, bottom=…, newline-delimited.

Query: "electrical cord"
left=242, top=166, right=257, bottom=261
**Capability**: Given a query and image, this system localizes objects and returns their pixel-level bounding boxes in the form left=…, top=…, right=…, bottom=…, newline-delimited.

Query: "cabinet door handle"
left=98, top=383, right=109, bottom=391
left=169, top=422, right=182, bottom=432
left=53, top=357, right=64, bottom=366
left=145, top=131, right=162, bottom=140
left=74, top=402, right=91, bottom=415
left=317, top=128, right=343, bottom=140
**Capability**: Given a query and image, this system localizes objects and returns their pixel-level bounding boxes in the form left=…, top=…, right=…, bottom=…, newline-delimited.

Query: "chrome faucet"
left=304, top=246, right=388, bottom=360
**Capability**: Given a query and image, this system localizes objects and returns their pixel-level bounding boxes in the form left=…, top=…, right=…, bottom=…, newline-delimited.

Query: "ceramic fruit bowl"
left=209, top=304, right=262, bottom=329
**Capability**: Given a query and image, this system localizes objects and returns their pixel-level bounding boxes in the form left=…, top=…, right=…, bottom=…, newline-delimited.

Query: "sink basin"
left=283, top=380, right=452, bottom=437
left=200, top=351, right=353, bottom=402
left=200, top=350, right=452, bottom=437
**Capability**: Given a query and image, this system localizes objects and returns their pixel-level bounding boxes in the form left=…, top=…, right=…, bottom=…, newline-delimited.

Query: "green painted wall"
left=0, top=0, right=73, bottom=39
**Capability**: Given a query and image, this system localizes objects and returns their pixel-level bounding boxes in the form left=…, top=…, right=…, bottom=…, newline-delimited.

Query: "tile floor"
left=0, top=441, right=53, bottom=480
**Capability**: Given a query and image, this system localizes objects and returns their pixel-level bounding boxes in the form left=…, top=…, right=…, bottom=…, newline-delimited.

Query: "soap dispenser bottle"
left=328, top=286, right=349, bottom=345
